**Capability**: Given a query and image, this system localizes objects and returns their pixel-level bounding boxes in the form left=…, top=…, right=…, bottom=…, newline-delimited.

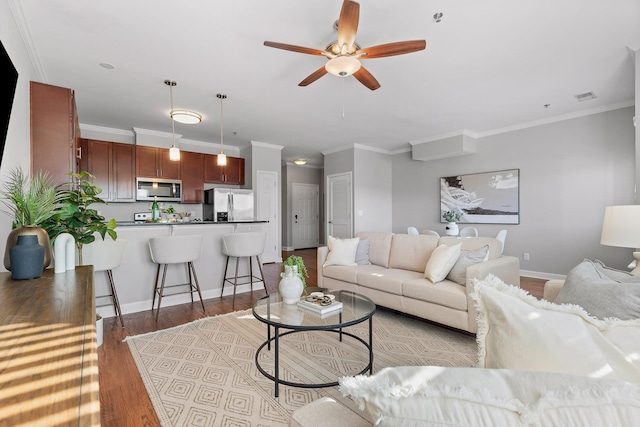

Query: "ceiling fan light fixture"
left=293, top=159, right=307, bottom=165
left=170, top=109, right=202, bottom=124
left=325, top=55, right=361, bottom=77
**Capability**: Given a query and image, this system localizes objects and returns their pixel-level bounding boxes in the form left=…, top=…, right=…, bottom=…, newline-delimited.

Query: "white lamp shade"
left=169, top=145, right=180, bottom=161
left=600, top=205, right=640, bottom=248
left=325, top=56, right=361, bottom=77
left=217, top=153, right=227, bottom=166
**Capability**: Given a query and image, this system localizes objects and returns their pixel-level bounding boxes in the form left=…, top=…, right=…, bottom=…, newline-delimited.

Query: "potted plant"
left=442, top=210, right=462, bottom=236
left=0, top=166, right=62, bottom=271
left=279, top=255, right=309, bottom=304
left=41, top=171, right=117, bottom=265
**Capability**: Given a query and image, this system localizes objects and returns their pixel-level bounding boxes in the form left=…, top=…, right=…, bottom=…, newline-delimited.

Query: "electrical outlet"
left=523, top=253, right=530, bottom=261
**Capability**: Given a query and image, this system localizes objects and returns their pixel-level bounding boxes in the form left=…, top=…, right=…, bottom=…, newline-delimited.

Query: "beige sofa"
left=317, top=231, right=521, bottom=334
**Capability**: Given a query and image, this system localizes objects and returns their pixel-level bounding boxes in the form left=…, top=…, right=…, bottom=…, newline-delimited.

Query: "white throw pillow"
left=339, top=366, right=640, bottom=427
left=471, top=275, right=640, bottom=384
left=323, top=235, right=360, bottom=267
left=424, top=243, right=461, bottom=283
left=446, top=245, right=489, bottom=285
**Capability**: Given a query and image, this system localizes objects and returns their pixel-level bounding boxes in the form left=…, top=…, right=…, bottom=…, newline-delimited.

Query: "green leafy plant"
left=442, top=210, right=462, bottom=222
left=283, top=255, right=309, bottom=288
left=41, top=171, right=117, bottom=264
left=0, top=167, right=62, bottom=227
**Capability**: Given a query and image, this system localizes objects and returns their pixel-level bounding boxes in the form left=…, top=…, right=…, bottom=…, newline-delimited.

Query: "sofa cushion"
left=446, top=245, right=490, bottom=285
left=554, top=259, right=640, bottom=320
left=403, top=278, right=468, bottom=310
left=323, top=235, right=359, bottom=267
left=356, top=232, right=393, bottom=268
left=471, top=275, right=640, bottom=383
left=355, top=237, right=371, bottom=265
left=424, top=243, right=461, bottom=282
left=439, top=236, right=502, bottom=260
left=322, top=264, right=361, bottom=284
left=357, top=267, right=424, bottom=296
left=339, top=366, right=640, bottom=427
left=388, top=234, right=439, bottom=272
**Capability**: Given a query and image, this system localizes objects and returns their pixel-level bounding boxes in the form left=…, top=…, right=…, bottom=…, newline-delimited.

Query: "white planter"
left=96, top=316, right=103, bottom=347
left=279, top=265, right=304, bottom=304
left=445, top=222, right=459, bottom=236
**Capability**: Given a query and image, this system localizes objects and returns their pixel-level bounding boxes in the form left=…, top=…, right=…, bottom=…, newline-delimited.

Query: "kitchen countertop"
left=116, top=220, right=269, bottom=226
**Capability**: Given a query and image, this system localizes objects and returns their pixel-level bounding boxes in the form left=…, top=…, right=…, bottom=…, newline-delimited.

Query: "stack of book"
left=297, top=298, right=343, bottom=316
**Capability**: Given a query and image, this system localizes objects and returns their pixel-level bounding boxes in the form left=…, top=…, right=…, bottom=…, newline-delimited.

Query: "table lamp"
left=600, top=205, right=640, bottom=275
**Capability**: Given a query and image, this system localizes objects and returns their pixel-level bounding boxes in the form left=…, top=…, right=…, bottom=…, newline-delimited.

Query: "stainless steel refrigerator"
left=204, top=188, right=254, bottom=222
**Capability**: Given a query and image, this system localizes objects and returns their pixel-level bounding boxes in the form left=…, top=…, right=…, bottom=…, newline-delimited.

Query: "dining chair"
left=407, top=227, right=419, bottom=235
left=459, top=227, right=478, bottom=237
left=420, top=230, right=440, bottom=237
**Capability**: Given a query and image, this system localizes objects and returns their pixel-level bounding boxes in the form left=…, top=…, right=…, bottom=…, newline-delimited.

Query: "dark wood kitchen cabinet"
left=30, top=81, right=80, bottom=185
left=136, top=146, right=180, bottom=179
left=180, top=151, right=204, bottom=203
left=204, top=154, right=245, bottom=185
left=79, top=139, right=135, bottom=202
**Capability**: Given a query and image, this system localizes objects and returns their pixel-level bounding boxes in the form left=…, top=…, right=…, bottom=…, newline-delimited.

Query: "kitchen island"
left=93, top=221, right=269, bottom=319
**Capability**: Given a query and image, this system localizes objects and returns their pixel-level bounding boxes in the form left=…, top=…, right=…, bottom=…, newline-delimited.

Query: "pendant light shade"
left=164, top=79, right=180, bottom=161
left=217, top=93, right=227, bottom=166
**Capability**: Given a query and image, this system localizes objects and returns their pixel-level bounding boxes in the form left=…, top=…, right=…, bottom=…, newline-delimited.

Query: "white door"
left=326, top=172, right=352, bottom=239
left=256, top=170, right=280, bottom=263
left=292, top=183, right=319, bottom=249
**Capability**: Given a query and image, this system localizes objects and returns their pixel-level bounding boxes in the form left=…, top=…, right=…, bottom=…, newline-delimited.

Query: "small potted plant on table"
left=442, top=209, right=462, bottom=236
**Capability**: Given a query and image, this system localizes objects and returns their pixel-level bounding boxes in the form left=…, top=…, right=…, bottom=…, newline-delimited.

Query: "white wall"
left=392, top=107, right=636, bottom=277
left=354, top=147, right=392, bottom=233
left=0, top=3, right=38, bottom=272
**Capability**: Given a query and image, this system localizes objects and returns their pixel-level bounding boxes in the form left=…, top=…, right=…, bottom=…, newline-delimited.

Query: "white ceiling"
left=13, top=0, right=640, bottom=166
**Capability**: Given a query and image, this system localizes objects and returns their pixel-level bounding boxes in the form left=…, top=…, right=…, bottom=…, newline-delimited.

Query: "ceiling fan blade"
left=357, top=40, right=426, bottom=59
left=298, top=67, right=328, bottom=86
left=352, top=66, right=380, bottom=91
left=337, top=0, right=360, bottom=51
left=264, top=41, right=326, bottom=56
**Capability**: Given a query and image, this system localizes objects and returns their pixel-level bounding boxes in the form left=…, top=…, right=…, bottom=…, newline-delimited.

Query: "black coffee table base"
left=255, top=319, right=373, bottom=397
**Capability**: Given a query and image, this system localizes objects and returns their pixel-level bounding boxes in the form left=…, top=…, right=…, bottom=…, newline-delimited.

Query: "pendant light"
left=164, top=79, right=180, bottom=161
left=216, top=93, right=227, bottom=166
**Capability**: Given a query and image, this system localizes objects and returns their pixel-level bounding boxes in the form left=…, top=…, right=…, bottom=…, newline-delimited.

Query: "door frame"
left=326, top=171, right=353, bottom=241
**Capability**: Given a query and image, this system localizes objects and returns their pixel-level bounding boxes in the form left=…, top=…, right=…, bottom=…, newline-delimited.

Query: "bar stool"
left=221, top=231, right=268, bottom=306
left=83, top=235, right=128, bottom=327
left=149, top=234, right=205, bottom=320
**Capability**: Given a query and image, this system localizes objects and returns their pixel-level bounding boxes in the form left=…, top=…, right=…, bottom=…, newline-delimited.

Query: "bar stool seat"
left=83, top=235, right=128, bottom=327
left=149, top=234, right=205, bottom=320
left=221, top=232, right=268, bottom=306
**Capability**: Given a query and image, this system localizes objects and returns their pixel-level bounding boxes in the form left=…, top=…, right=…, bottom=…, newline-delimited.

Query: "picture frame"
left=440, top=169, right=520, bottom=224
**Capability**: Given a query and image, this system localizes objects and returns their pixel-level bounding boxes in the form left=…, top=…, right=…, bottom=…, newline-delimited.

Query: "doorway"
left=326, top=172, right=352, bottom=239
left=292, top=183, right=319, bottom=249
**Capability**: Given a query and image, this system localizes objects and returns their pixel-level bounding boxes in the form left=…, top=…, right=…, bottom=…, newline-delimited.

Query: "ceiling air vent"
left=574, top=91, right=597, bottom=102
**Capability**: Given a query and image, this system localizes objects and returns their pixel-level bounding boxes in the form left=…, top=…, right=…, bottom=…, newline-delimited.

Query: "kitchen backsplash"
left=99, top=201, right=203, bottom=222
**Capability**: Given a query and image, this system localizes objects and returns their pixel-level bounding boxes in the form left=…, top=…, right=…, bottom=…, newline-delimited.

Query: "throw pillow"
left=424, top=243, right=461, bottom=283
left=323, top=235, right=360, bottom=267
left=339, top=366, right=640, bottom=427
left=471, top=275, right=640, bottom=384
left=355, top=237, right=371, bottom=265
left=554, top=259, right=640, bottom=320
left=446, top=245, right=489, bottom=285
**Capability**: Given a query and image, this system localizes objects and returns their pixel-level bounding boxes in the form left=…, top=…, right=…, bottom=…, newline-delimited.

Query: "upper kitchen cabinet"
left=180, top=151, right=204, bottom=204
left=30, top=82, right=80, bottom=185
left=136, top=146, right=180, bottom=179
left=204, top=154, right=245, bottom=185
left=78, top=139, right=135, bottom=202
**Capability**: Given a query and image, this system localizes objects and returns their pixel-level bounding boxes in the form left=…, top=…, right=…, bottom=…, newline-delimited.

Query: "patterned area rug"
left=125, top=308, right=477, bottom=427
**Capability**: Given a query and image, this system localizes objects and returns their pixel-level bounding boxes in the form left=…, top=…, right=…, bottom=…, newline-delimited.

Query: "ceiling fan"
left=264, top=0, right=426, bottom=91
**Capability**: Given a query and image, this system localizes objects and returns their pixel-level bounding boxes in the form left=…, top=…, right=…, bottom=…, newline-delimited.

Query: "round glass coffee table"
left=252, top=287, right=376, bottom=397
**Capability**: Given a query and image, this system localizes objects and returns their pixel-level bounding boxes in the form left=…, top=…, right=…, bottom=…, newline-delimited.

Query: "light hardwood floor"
left=98, top=248, right=545, bottom=426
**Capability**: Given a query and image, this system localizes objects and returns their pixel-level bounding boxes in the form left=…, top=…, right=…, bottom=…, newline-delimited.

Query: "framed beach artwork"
left=440, top=169, right=520, bottom=224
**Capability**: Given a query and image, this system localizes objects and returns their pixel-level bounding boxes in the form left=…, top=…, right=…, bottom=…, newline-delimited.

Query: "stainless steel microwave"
left=136, top=177, right=182, bottom=202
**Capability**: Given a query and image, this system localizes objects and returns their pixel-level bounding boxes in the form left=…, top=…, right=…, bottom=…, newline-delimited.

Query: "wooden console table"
left=0, top=266, right=100, bottom=426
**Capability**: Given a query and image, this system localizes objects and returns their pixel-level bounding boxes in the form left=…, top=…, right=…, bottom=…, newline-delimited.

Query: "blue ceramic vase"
left=10, top=234, right=45, bottom=280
